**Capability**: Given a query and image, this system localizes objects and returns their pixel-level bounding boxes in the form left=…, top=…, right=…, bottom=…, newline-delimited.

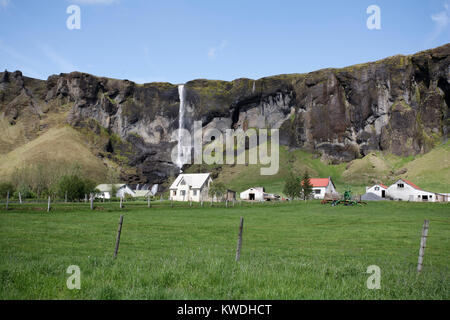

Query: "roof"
left=95, top=184, right=126, bottom=192
left=170, top=173, right=211, bottom=189
left=400, top=179, right=423, bottom=190
left=370, top=183, right=387, bottom=189
left=241, top=187, right=265, bottom=193
left=133, top=190, right=151, bottom=197
left=308, top=178, right=331, bottom=188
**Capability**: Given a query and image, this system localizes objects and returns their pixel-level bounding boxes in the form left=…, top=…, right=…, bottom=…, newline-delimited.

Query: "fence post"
left=113, top=215, right=124, bottom=258
left=65, top=191, right=67, bottom=203
left=201, top=200, right=203, bottom=207
left=47, top=196, right=51, bottom=212
left=120, top=196, right=123, bottom=209
left=160, top=195, right=162, bottom=203
left=5, top=191, right=9, bottom=210
left=211, top=198, right=213, bottom=207
left=148, top=195, right=151, bottom=208
left=235, top=217, right=244, bottom=262
left=417, top=219, right=430, bottom=273
left=84, top=194, right=87, bottom=203
left=90, top=193, right=94, bottom=210
left=19, top=191, right=22, bottom=204
left=226, top=200, right=228, bottom=208
left=190, top=200, right=192, bottom=207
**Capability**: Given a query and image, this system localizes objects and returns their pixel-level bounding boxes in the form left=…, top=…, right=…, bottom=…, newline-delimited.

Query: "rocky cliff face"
left=1, top=44, right=449, bottom=184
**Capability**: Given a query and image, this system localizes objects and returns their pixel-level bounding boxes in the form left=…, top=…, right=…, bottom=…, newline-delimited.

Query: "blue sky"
left=0, top=0, right=449, bottom=84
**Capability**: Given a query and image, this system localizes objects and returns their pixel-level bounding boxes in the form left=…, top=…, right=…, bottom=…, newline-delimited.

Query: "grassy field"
left=0, top=200, right=448, bottom=299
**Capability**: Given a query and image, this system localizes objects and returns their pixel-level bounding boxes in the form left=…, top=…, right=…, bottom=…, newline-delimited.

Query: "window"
left=397, top=183, right=404, bottom=188
left=315, top=189, right=321, bottom=194
left=375, top=187, right=379, bottom=191
left=181, top=190, right=186, bottom=196
left=193, top=190, right=197, bottom=196
left=173, top=191, right=176, bottom=196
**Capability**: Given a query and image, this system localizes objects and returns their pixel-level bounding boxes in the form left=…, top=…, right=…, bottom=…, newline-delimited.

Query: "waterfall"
left=177, top=84, right=186, bottom=171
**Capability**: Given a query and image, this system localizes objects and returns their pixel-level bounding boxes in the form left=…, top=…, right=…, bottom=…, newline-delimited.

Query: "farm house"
left=308, top=177, right=338, bottom=200
left=386, top=179, right=436, bottom=202
left=169, top=173, right=212, bottom=202
left=240, top=187, right=265, bottom=201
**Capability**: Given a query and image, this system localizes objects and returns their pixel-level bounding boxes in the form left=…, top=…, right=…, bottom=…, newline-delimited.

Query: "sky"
left=0, top=0, right=449, bottom=84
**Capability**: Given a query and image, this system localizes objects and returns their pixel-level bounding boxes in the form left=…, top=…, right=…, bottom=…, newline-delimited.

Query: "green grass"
left=0, top=200, right=448, bottom=299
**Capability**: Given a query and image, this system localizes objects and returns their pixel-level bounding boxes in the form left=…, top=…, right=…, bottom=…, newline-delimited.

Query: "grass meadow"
left=0, top=200, right=448, bottom=299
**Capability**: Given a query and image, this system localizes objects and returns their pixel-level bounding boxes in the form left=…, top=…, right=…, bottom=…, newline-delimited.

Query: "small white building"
left=386, top=179, right=436, bottom=202
left=169, top=173, right=212, bottom=202
left=365, top=183, right=388, bottom=199
left=309, top=177, right=337, bottom=199
left=240, top=187, right=265, bottom=201
left=95, top=184, right=135, bottom=199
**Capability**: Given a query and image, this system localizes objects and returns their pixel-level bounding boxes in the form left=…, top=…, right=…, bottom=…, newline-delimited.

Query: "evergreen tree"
left=301, top=171, right=313, bottom=200
left=283, top=173, right=302, bottom=200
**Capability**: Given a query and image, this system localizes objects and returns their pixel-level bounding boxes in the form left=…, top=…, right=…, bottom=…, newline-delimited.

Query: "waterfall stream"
left=177, top=84, right=186, bottom=171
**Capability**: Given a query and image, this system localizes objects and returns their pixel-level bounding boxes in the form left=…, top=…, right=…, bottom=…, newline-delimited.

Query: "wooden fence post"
left=235, top=217, right=244, bottom=262
left=113, top=215, right=124, bottom=258
left=190, top=200, right=192, bottom=207
left=201, top=200, right=203, bottom=207
left=226, top=200, right=228, bottom=208
left=47, top=196, right=51, bottom=212
left=417, top=219, right=430, bottom=273
left=84, top=194, right=87, bottom=203
left=148, top=195, right=151, bottom=208
left=65, top=191, right=67, bottom=203
left=120, top=196, right=123, bottom=209
left=90, top=193, right=94, bottom=210
left=19, top=191, right=22, bottom=204
left=5, top=191, right=9, bottom=210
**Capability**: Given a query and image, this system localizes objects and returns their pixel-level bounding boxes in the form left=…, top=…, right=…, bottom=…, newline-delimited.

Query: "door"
left=249, top=193, right=255, bottom=200
left=381, top=190, right=385, bottom=198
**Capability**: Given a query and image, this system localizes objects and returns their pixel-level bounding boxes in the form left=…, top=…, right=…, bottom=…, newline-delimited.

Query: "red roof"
left=378, top=183, right=388, bottom=189
left=309, top=178, right=330, bottom=188
left=401, top=179, right=422, bottom=190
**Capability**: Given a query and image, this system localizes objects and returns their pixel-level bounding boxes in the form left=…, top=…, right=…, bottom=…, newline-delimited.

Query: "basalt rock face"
left=0, top=44, right=449, bottom=183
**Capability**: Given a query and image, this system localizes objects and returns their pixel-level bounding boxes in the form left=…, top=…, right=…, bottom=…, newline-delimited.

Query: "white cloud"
left=41, top=45, right=76, bottom=73
left=429, top=1, right=450, bottom=41
left=207, top=40, right=228, bottom=60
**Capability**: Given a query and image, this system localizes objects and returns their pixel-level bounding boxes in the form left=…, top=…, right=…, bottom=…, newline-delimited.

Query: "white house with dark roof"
left=386, top=179, right=436, bottom=202
left=169, top=173, right=212, bottom=202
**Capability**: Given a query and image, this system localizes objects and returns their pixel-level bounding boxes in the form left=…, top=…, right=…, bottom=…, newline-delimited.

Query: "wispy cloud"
left=0, top=40, right=44, bottom=79
left=207, top=40, right=228, bottom=60
left=41, top=45, right=76, bottom=73
left=0, top=0, right=10, bottom=9
left=429, top=1, right=450, bottom=42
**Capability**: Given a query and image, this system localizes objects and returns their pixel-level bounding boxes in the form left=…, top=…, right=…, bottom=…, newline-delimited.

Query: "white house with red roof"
left=386, top=179, right=436, bottom=202
left=308, top=177, right=337, bottom=199
left=365, top=183, right=388, bottom=199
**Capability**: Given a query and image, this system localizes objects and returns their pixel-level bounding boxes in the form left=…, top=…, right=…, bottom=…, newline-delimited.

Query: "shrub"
left=0, top=182, right=15, bottom=198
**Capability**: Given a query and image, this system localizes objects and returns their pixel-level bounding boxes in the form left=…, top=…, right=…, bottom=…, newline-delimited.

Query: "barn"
left=386, top=179, right=436, bottom=202
left=240, top=187, right=265, bottom=201
left=365, top=183, right=388, bottom=199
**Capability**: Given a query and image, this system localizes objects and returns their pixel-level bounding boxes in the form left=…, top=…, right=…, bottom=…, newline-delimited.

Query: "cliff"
left=0, top=44, right=449, bottom=184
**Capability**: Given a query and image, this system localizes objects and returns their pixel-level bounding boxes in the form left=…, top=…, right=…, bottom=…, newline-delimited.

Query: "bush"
left=57, top=175, right=98, bottom=201
left=0, top=182, right=15, bottom=198
left=14, top=184, right=35, bottom=199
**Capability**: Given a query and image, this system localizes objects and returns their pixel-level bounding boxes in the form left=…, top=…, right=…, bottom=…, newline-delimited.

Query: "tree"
left=208, top=181, right=227, bottom=201
left=283, top=174, right=302, bottom=200
left=0, top=182, right=15, bottom=198
left=58, top=175, right=96, bottom=201
left=301, top=171, right=314, bottom=200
